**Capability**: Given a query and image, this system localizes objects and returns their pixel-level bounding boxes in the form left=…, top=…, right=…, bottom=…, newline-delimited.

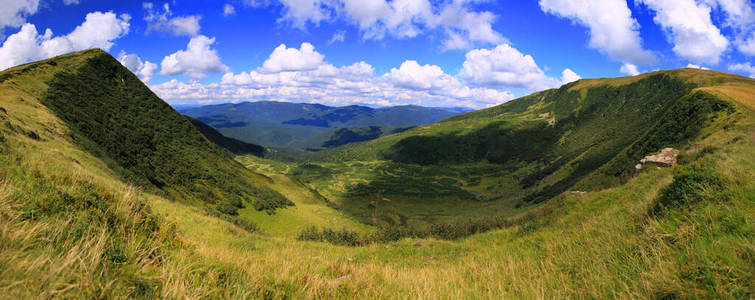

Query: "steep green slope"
left=300, top=69, right=746, bottom=227
left=7, top=49, right=289, bottom=216
left=186, top=116, right=265, bottom=156
left=182, top=101, right=461, bottom=147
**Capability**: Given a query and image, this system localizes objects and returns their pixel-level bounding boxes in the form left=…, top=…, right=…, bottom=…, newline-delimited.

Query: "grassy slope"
left=14, top=49, right=288, bottom=216
left=154, top=68, right=755, bottom=298
left=297, top=69, right=743, bottom=228
left=150, top=93, right=754, bottom=297
left=0, top=51, right=752, bottom=299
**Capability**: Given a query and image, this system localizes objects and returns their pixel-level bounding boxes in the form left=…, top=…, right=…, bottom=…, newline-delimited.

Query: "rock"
left=567, top=191, right=588, bottom=198
left=539, top=112, right=550, bottom=118
left=635, top=164, right=643, bottom=170
left=547, top=117, right=557, bottom=127
left=639, top=148, right=679, bottom=167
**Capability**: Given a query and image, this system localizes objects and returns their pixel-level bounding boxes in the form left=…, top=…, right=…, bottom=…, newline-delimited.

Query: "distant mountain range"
left=179, top=101, right=466, bottom=148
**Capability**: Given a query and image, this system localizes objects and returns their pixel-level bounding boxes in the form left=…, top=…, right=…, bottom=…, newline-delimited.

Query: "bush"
left=296, top=226, right=361, bottom=246
left=216, top=203, right=240, bottom=216
left=204, top=208, right=260, bottom=233
left=652, top=164, right=726, bottom=215
left=252, top=194, right=295, bottom=215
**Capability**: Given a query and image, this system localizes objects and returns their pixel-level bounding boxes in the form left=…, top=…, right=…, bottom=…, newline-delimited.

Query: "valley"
left=0, top=49, right=752, bottom=298
left=181, top=101, right=464, bottom=150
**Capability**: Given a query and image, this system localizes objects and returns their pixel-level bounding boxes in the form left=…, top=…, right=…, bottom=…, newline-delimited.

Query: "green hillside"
left=300, top=69, right=745, bottom=227
left=3, top=49, right=288, bottom=216
left=182, top=101, right=461, bottom=148
left=186, top=116, right=265, bottom=156
left=0, top=50, right=752, bottom=298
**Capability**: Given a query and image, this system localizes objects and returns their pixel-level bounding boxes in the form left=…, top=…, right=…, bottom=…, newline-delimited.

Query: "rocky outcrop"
left=639, top=148, right=680, bottom=167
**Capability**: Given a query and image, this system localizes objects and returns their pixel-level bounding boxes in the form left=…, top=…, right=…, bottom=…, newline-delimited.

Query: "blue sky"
left=1, top=0, right=753, bottom=108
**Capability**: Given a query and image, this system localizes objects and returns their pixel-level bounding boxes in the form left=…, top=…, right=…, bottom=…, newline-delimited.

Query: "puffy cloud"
left=620, top=63, right=640, bottom=76
left=561, top=68, right=581, bottom=84
left=152, top=42, right=513, bottom=108
left=638, top=0, right=728, bottom=64
left=539, top=0, right=656, bottom=65
left=383, top=60, right=456, bottom=90
left=728, top=62, right=755, bottom=77
left=273, top=0, right=504, bottom=51
left=144, top=2, right=201, bottom=36
left=223, top=4, right=236, bottom=16
left=459, top=44, right=563, bottom=91
left=0, top=11, right=130, bottom=71
left=0, top=0, right=38, bottom=30
left=261, top=42, right=325, bottom=72
left=686, top=63, right=709, bottom=70
left=160, top=35, right=230, bottom=78
left=63, top=0, right=80, bottom=5
left=118, top=51, right=158, bottom=83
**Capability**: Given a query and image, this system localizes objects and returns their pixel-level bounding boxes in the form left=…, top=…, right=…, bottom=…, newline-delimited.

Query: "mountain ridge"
left=181, top=100, right=464, bottom=148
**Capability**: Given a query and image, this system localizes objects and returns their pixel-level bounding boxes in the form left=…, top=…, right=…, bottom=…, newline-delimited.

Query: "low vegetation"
left=0, top=51, right=752, bottom=298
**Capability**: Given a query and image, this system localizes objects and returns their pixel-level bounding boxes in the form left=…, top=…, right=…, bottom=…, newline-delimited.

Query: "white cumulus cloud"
left=0, top=11, right=130, bottom=71
left=383, top=60, right=456, bottom=90
left=539, top=0, right=657, bottom=65
left=728, top=62, right=755, bottom=77
left=152, top=42, right=514, bottom=109
left=638, top=0, right=728, bottom=64
left=160, top=35, right=230, bottom=78
left=0, top=0, right=38, bottom=31
left=686, top=63, right=709, bottom=70
left=144, top=2, right=201, bottom=36
left=118, top=51, right=158, bottom=83
left=620, top=63, right=640, bottom=76
left=459, top=44, right=564, bottom=91
left=261, top=42, right=325, bottom=73
left=561, top=68, right=581, bottom=84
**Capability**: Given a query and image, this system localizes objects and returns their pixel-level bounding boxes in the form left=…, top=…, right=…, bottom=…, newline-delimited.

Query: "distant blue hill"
left=181, top=101, right=466, bottom=148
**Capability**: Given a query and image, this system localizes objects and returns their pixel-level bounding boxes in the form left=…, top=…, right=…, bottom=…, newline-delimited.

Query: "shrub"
left=296, top=227, right=361, bottom=246
left=216, top=202, right=239, bottom=216
left=652, top=164, right=726, bottom=215
left=297, top=226, right=322, bottom=241
left=252, top=194, right=295, bottom=215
